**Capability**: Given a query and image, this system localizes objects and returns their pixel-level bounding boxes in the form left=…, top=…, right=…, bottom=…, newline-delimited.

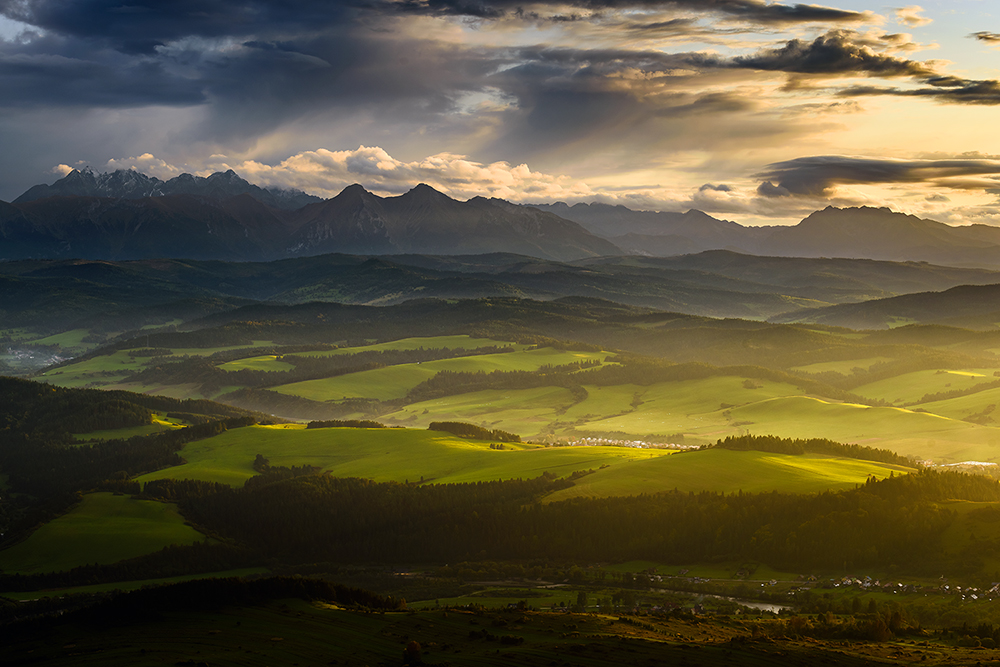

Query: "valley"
left=8, top=178, right=1000, bottom=665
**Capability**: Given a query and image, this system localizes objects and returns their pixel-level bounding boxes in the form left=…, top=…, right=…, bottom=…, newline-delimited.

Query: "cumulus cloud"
left=895, top=6, right=931, bottom=28
left=106, top=146, right=600, bottom=202
left=734, top=29, right=935, bottom=77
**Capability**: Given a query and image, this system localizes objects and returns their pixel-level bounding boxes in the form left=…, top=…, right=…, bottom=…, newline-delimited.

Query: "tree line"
left=714, top=434, right=915, bottom=466
left=176, top=468, right=998, bottom=573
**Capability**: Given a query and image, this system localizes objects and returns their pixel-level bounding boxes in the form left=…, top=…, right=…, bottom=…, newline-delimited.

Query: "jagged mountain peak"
left=397, top=183, right=453, bottom=202
left=14, top=167, right=321, bottom=210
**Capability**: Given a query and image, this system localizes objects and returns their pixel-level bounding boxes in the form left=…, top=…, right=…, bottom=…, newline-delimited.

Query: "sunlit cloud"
left=103, top=146, right=600, bottom=202
left=971, top=31, right=1000, bottom=47
left=895, top=6, right=932, bottom=28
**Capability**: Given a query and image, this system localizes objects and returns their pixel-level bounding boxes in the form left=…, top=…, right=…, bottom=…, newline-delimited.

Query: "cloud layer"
left=1, top=0, right=999, bottom=226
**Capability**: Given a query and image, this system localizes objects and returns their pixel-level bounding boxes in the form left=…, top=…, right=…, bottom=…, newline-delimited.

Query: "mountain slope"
left=3, top=178, right=620, bottom=262
left=771, top=282, right=1000, bottom=330
left=764, top=206, right=1000, bottom=267
left=286, top=184, right=621, bottom=261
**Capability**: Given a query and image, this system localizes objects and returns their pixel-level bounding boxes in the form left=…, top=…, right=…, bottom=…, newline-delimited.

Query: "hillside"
left=773, top=282, right=1000, bottom=330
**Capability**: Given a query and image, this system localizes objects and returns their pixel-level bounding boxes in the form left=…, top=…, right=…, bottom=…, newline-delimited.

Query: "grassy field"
left=544, top=449, right=913, bottom=502
left=0, top=493, right=208, bottom=574
left=38, top=341, right=276, bottom=390
left=136, top=424, right=666, bottom=487
left=372, top=372, right=1000, bottom=460
left=381, top=386, right=579, bottom=436
left=218, top=355, right=295, bottom=372
left=273, top=348, right=608, bottom=402
left=791, top=356, right=894, bottom=374
left=29, top=328, right=92, bottom=350
left=74, top=412, right=188, bottom=442
left=726, top=396, right=1000, bottom=462
left=288, top=334, right=523, bottom=357
left=37, top=349, right=145, bottom=387
left=916, top=387, right=1000, bottom=421
left=134, top=424, right=917, bottom=500
left=381, top=376, right=807, bottom=441
left=853, top=368, right=999, bottom=405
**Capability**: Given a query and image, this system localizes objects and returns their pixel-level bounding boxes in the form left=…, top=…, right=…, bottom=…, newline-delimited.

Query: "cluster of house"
left=561, top=437, right=697, bottom=450
left=829, top=576, right=999, bottom=600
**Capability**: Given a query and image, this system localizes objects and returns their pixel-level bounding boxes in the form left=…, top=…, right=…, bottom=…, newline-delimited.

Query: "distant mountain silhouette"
left=1, top=174, right=618, bottom=262
left=537, top=201, right=1000, bottom=268
left=7, top=168, right=1000, bottom=267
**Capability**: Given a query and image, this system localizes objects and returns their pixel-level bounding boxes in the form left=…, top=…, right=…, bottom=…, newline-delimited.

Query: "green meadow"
left=37, top=349, right=145, bottom=387
left=29, top=328, right=92, bottom=350
left=218, top=354, right=295, bottom=372
left=0, top=493, right=208, bottom=573
left=728, top=397, right=1000, bottom=462
left=38, top=341, right=276, bottom=390
left=136, top=424, right=666, bottom=487
left=791, top=356, right=894, bottom=374
left=135, top=424, right=916, bottom=500
left=916, top=386, right=1000, bottom=421
left=380, top=376, right=801, bottom=440
left=853, top=368, right=999, bottom=405
left=382, top=386, right=579, bottom=436
left=292, top=334, right=523, bottom=356
left=273, top=347, right=608, bottom=402
left=544, top=449, right=913, bottom=502
left=74, top=411, right=188, bottom=442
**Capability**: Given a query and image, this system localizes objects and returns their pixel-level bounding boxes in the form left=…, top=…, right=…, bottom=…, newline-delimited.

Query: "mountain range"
left=6, top=167, right=1000, bottom=267
left=533, top=202, right=1000, bottom=268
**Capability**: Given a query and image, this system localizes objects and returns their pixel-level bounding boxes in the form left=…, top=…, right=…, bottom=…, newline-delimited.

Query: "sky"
left=1, top=1, right=999, bottom=225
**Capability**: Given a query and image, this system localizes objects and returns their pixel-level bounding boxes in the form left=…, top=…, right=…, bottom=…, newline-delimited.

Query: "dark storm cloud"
left=0, top=0, right=355, bottom=53
left=0, top=0, right=867, bottom=51
left=0, top=30, right=205, bottom=107
left=734, top=29, right=934, bottom=76
left=839, top=78, right=1000, bottom=105
left=393, top=0, right=868, bottom=24
left=755, top=156, right=1000, bottom=197
left=971, top=31, right=1000, bottom=43
left=178, top=30, right=514, bottom=144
